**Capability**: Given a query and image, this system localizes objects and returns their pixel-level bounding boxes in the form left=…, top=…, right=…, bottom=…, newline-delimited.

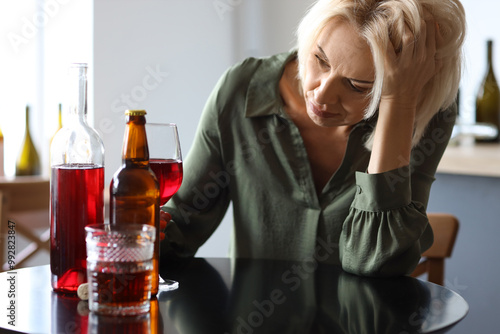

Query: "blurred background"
left=0, top=1, right=497, bottom=333
left=0, top=0, right=319, bottom=259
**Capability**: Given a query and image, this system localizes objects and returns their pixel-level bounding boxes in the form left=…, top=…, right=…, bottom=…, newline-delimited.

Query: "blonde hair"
left=296, top=0, right=466, bottom=148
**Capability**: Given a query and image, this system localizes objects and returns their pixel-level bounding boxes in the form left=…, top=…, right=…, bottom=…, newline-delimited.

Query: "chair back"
left=0, top=176, right=50, bottom=270
left=411, top=213, right=459, bottom=285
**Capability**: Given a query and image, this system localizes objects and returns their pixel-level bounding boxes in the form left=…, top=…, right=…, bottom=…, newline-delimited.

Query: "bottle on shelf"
left=476, top=40, right=500, bottom=142
left=50, top=63, right=105, bottom=294
left=15, top=105, right=41, bottom=176
left=54, top=103, right=63, bottom=138
left=109, top=109, right=160, bottom=295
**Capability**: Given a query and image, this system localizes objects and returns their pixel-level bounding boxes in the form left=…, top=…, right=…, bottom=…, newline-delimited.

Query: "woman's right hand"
left=160, top=210, right=172, bottom=241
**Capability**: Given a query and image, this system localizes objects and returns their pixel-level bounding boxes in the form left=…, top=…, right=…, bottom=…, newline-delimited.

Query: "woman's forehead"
left=316, top=18, right=375, bottom=79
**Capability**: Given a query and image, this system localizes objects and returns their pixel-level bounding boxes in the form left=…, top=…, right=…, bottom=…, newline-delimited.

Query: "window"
left=0, top=0, right=92, bottom=176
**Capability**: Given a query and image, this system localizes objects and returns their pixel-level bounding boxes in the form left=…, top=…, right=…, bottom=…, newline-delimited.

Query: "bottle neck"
left=66, top=65, right=88, bottom=124
left=487, top=40, right=494, bottom=73
left=25, top=106, right=31, bottom=136
left=122, top=115, right=149, bottom=164
left=58, top=103, right=63, bottom=129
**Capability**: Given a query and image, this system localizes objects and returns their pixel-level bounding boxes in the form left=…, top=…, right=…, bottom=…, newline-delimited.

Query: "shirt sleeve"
left=160, top=68, right=233, bottom=262
left=339, top=104, right=457, bottom=277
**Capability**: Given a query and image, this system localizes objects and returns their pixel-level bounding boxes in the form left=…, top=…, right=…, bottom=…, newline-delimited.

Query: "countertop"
left=437, top=141, right=500, bottom=177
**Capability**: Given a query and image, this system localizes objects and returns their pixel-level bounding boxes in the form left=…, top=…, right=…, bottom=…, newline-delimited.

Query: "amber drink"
left=86, top=224, right=155, bottom=316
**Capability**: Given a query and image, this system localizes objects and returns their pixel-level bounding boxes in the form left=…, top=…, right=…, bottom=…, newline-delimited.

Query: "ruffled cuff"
left=340, top=167, right=429, bottom=277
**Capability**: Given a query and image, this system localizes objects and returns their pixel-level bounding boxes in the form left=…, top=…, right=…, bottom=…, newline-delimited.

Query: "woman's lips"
left=309, top=101, right=337, bottom=118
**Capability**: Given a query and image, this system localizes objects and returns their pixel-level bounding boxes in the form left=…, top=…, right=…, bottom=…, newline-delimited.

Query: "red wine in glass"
left=146, top=122, right=182, bottom=291
left=149, top=158, right=183, bottom=205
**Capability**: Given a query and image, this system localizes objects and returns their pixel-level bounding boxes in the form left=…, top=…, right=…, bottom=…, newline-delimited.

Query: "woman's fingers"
left=399, top=24, right=416, bottom=67
left=159, top=210, right=171, bottom=241
left=434, top=21, right=444, bottom=71
left=417, top=19, right=428, bottom=62
left=160, top=210, right=171, bottom=223
left=423, top=18, right=444, bottom=77
left=382, top=16, right=440, bottom=108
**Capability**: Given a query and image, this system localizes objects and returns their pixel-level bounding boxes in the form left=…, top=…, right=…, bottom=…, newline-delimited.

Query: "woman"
left=160, top=0, right=466, bottom=277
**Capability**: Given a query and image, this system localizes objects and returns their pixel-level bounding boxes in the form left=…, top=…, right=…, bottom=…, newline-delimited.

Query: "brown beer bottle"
left=109, top=109, right=160, bottom=295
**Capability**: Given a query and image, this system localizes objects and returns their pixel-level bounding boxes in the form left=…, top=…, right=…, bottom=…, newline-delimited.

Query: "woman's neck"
left=279, top=59, right=307, bottom=121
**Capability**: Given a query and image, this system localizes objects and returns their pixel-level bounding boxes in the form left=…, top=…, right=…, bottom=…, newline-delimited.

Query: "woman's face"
left=302, top=18, right=375, bottom=127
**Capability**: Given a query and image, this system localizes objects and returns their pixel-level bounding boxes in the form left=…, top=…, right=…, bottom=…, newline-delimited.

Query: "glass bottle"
left=15, top=105, right=41, bottom=176
left=109, top=109, right=160, bottom=295
left=49, top=103, right=63, bottom=171
left=50, top=63, right=105, bottom=294
left=0, top=124, right=4, bottom=176
left=476, top=40, right=500, bottom=142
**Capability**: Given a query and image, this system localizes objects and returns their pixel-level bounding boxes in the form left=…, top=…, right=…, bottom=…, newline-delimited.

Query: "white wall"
left=93, top=0, right=315, bottom=257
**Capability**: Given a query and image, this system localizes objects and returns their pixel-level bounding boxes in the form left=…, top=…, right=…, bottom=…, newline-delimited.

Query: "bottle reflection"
left=51, top=292, right=89, bottom=334
left=160, top=258, right=431, bottom=334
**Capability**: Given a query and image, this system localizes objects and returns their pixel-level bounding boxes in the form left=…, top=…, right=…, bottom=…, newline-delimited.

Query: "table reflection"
left=51, top=293, right=89, bottom=333
left=51, top=293, right=163, bottom=333
left=0, top=260, right=466, bottom=334
left=159, top=258, right=435, bottom=334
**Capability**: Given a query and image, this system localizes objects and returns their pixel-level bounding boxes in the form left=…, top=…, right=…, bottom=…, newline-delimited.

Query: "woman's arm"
left=368, top=19, right=441, bottom=174
left=339, top=19, right=455, bottom=277
left=339, top=104, right=456, bottom=277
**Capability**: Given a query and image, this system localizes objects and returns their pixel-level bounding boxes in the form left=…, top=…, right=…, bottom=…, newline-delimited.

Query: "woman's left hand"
left=367, top=16, right=443, bottom=174
left=381, top=18, right=442, bottom=113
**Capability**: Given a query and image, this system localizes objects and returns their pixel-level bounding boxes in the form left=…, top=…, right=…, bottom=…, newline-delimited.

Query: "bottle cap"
left=125, top=109, right=147, bottom=116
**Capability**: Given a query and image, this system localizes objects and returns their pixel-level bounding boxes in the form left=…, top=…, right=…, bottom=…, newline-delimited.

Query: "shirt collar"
left=245, top=51, right=297, bottom=118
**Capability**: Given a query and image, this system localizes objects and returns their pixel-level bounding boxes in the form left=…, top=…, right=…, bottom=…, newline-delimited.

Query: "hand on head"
left=381, top=17, right=443, bottom=112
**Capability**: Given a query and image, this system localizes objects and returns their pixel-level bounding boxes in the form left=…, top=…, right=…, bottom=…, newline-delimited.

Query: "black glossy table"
left=0, top=258, right=468, bottom=333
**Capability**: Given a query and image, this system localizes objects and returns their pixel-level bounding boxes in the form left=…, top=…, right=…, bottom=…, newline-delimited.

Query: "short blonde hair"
left=296, top=0, right=466, bottom=148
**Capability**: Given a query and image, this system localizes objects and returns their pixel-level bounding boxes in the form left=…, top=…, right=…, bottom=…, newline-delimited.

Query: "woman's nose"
left=314, top=75, right=340, bottom=105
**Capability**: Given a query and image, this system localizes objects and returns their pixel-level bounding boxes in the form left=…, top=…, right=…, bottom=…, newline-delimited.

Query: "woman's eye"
left=348, top=81, right=368, bottom=93
left=315, top=54, right=330, bottom=68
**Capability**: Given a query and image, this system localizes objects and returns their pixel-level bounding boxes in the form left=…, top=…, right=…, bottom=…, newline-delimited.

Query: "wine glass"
left=146, top=122, right=183, bottom=291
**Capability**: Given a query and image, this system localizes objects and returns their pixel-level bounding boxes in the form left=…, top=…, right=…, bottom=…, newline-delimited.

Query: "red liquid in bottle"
left=149, top=159, right=183, bottom=205
left=50, top=163, right=104, bottom=294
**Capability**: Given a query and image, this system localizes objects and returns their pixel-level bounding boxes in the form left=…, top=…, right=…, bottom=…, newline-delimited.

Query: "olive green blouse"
left=161, top=51, right=456, bottom=277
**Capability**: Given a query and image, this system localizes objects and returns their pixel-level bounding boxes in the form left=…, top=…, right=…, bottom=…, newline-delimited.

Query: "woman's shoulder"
left=220, top=51, right=296, bottom=89
left=210, top=51, right=296, bottom=112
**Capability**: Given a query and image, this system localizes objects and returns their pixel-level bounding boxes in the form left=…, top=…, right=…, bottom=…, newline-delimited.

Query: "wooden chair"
left=411, top=213, right=459, bottom=285
left=0, top=176, right=50, bottom=271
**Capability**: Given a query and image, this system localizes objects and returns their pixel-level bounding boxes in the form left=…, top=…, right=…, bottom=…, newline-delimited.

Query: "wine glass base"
left=158, top=277, right=179, bottom=291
